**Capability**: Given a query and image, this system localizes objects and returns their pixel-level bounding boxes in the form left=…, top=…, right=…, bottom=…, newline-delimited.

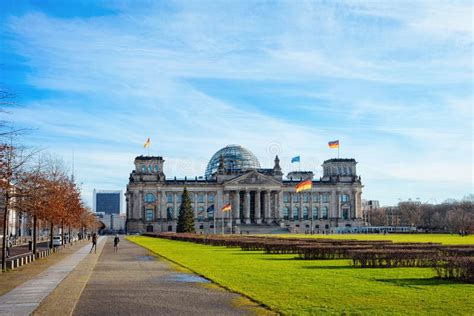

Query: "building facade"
left=126, top=145, right=365, bottom=234
left=93, top=189, right=122, bottom=215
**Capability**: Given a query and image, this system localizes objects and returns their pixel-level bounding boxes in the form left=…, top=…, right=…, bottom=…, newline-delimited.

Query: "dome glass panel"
left=205, top=145, right=261, bottom=178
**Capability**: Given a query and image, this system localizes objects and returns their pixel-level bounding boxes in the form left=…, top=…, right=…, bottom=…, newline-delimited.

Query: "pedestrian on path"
left=89, top=233, right=97, bottom=254
left=113, top=235, right=120, bottom=253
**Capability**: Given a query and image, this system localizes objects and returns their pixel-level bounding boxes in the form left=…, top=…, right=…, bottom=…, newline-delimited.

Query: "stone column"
left=265, top=191, right=271, bottom=223
left=331, top=191, right=337, bottom=219
left=204, top=192, right=208, bottom=219
left=234, top=191, right=241, bottom=224
left=355, top=191, right=362, bottom=219
left=160, top=191, right=166, bottom=221
left=289, top=193, right=293, bottom=220
left=299, top=193, right=303, bottom=221
left=193, top=192, right=198, bottom=219
left=318, top=193, right=322, bottom=219
left=244, top=190, right=251, bottom=224
left=277, top=191, right=284, bottom=220
left=173, top=192, right=177, bottom=220
left=309, top=191, right=313, bottom=220
left=225, top=191, right=231, bottom=228
left=255, top=190, right=261, bottom=224
left=217, top=189, right=223, bottom=221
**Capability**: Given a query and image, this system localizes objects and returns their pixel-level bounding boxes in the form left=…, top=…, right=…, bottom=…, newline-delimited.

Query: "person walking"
left=113, top=234, right=120, bottom=253
left=89, top=233, right=97, bottom=254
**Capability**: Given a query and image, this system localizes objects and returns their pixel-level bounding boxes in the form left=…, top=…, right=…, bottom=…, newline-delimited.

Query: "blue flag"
left=291, top=156, right=300, bottom=163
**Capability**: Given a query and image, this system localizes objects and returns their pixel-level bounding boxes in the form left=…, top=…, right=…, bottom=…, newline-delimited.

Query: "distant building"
left=362, top=200, right=380, bottom=223
left=93, top=190, right=122, bottom=215
left=94, top=212, right=126, bottom=232
left=126, top=144, right=365, bottom=234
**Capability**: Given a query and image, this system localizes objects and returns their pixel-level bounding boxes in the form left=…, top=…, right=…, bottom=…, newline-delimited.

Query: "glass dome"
left=205, top=145, right=261, bottom=178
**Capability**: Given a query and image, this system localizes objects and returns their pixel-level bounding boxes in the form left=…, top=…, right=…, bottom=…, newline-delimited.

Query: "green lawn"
left=128, top=235, right=474, bottom=315
left=264, top=233, right=474, bottom=245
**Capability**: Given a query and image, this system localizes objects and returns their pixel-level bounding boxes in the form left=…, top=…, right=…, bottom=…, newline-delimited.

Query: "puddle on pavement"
left=136, top=255, right=155, bottom=261
left=165, top=273, right=210, bottom=283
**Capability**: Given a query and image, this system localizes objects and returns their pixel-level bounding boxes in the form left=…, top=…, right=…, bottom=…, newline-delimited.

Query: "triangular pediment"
left=223, top=170, right=282, bottom=186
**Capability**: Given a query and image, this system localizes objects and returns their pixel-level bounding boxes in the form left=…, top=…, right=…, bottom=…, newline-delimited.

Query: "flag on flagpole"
left=291, top=156, right=300, bottom=163
left=221, top=203, right=231, bottom=212
left=144, top=138, right=151, bottom=148
left=328, top=140, right=339, bottom=148
left=295, top=179, right=312, bottom=193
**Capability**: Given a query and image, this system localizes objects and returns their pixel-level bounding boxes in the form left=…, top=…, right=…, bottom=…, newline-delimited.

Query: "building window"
left=293, top=207, right=299, bottom=220
left=208, top=194, right=215, bottom=203
left=340, top=194, right=350, bottom=203
left=166, top=194, right=173, bottom=203
left=283, top=207, right=290, bottom=220
left=313, top=207, right=319, bottom=220
left=146, top=209, right=154, bottom=221
left=189, top=194, right=194, bottom=202
left=343, top=208, right=349, bottom=220
left=198, top=194, right=205, bottom=203
left=322, top=206, right=328, bottom=219
left=313, top=193, right=320, bottom=202
left=283, top=193, right=290, bottom=203
left=148, top=165, right=153, bottom=172
left=293, top=194, right=300, bottom=203
left=197, top=207, right=205, bottom=221
left=207, top=206, right=214, bottom=220
left=303, top=193, right=309, bottom=203
left=303, top=207, right=309, bottom=220
left=141, top=165, right=146, bottom=172
left=154, top=165, right=159, bottom=172
left=167, top=207, right=173, bottom=221
left=322, top=193, right=330, bottom=203
left=177, top=194, right=182, bottom=203
left=145, top=193, right=155, bottom=203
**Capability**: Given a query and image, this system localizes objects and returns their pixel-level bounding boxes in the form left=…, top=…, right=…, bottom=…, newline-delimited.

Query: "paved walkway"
left=0, top=237, right=106, bottom=316
left=72, top=238, right=261, bottom=315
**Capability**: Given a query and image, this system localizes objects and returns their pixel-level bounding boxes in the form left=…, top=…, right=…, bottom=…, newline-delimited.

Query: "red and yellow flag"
left=144, top=138, right=151, bottom=148
left=328, top=140, right=339, bottom=148
left=221, top=203, right=232, bottom=212
left=295, top=179, right=312, bottom=193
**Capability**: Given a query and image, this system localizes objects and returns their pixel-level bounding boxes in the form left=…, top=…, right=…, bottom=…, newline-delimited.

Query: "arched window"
left=141, top=165, right=146, bottom=172
left=177, top=194, right=182, bottom=203
left=167, top=207, right=173, bottom=221
left=303, top=207, right=309, bottom=220
left=166, top=194, right=173, bottom=203
left=154, top=165, right=159, bottom=172
left=197, top=207, right=205, bottom=221
left=208, top=194, right=215, bottom=203
left=283, top=193, right=290, bottom=203
left=322, top=206, right=328, bottom=219
left=145, top=193, right=155, bottom=203
left=313, top=193, right=320, bottom=202
left=293, top=207, right=299, bottom=220
left=343, top=208, right=349, bottom=220
left=313, top=207, right=319, bottom=220
left=340, top=194, right=349, bottom=203
left=283, top=207, right=290, bottom=220
left=148, top=165, right=153, bottom=172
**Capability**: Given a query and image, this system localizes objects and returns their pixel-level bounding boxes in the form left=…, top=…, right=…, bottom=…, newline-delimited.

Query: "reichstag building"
left=126, top=145, right=365, bottom=234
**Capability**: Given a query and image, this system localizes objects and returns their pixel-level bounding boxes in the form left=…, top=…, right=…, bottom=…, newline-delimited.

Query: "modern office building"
left=126, top=144, right=365, bottom=234
left=93, top=190, right=122, bottom=215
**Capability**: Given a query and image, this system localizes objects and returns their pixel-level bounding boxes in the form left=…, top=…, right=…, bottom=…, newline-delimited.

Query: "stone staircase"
left=233, top=223, right=290, bottom=235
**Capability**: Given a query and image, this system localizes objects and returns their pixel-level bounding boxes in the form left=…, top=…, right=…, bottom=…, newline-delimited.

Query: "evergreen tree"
left=176, top=187, right=195, bottom=233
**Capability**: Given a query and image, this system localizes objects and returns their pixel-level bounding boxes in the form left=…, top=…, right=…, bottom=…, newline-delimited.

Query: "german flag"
left=221, top=203, right=232, bottom=212
left=144, top=138, right=151, bottom=148
left=295, top=179, right=312, bottom=193
left=328, top=140, right=339, bottom=148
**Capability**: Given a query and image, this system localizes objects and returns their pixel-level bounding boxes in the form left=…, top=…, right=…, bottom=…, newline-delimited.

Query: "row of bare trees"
left=0, top=141, right=99, bottom=271
left=367, top=197, right=474, bottom=234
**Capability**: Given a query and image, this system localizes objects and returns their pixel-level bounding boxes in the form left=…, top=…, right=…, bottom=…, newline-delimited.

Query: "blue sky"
left=1, top=0, right=472, bottom=209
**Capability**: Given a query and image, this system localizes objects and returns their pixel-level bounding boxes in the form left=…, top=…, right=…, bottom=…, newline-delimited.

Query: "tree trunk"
left=32, top=215, right=37, bottom=255
left=68, top=225, right=71, bottom=244
left=49, top=222, right=54, bottom=248
left=61, top=223, right=64, bottom=246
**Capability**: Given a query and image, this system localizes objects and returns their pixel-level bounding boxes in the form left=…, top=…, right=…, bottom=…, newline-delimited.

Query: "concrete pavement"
left=72, top=237, right=267, bottom=315
left=0, top=237, right=106, bottom=316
